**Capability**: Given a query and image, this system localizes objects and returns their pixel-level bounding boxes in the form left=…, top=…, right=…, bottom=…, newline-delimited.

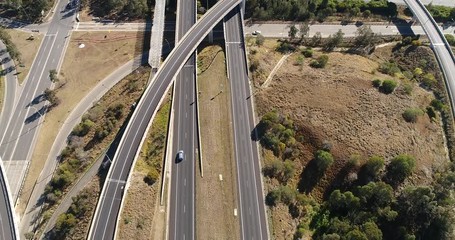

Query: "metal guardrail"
left=414, top=0, right=455, bottom=62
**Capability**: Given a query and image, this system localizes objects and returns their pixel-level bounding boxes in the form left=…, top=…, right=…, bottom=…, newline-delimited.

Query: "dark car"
left=176, top=150, right=184, bottom=163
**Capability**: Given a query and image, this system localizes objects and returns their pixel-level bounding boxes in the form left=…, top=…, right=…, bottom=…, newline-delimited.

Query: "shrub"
left=372, top=79, right=382, bottom=88
left=302, top=47, right=313, bottom=57
left=421, top=73, right=436, bottom=88
left=295, top=55, right=305, bottom=66
left=380, top=79, right=398, bottom=94
left=144, top=168, right=160, bottom=185
left=249, top=58, right=260, bottom=72
left=430, top=99, right=446, bottom=111
left=364, top=156, right=384, bottom=179
left=411, top=40, right=421, bottom=46
left=310, top=55, right=329, bottom=68
left=255, top=34, right=265, bottom=46
left=402, top=83, right=413, bottom=95
left=276, top=41, right=296, bottom=53
left=413, top=67, right=423, bottom=76
left=315, top=150, right=334, bottom=173
left=280, top=185, right=296, bottom=205
left=378, top=61, right=400, bottom=76
left=386, top=154, right=416, bottom=184
left=72, top=119, right=94, bottom=137
left=402, top=108, right=423, bottom=123
left=427, top=106, right=436, bottom=119
left=266, top=189, right=282, bottom=206
left=445, top=34, right=455, bottom=46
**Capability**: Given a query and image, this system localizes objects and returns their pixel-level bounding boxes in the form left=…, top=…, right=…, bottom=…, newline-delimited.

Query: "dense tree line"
left=426, top=4, right=455, bottom=22
left=91, top=0, right=152, bottom=19
left=245, top=0, right=397, bottom=21
left=0, top=0, right=51, bottom=22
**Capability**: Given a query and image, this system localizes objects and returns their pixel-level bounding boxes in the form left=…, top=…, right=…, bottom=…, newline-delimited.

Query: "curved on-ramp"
left=404, top=0, right=455, bottom=115
left=87, top=0, right=243, bottom=239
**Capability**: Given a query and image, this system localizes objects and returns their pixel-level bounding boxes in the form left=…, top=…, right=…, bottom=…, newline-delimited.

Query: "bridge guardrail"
left=414, top=0, right=455, bottom=62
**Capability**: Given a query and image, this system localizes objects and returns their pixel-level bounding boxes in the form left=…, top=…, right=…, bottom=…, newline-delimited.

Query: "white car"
left=176, top=150, right=184, bottom=163
left=252, top=30, right=261, bottom=35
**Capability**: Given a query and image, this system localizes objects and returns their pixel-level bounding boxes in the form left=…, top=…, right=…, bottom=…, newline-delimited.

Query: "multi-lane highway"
left=88, top=0, right=241, bottom=239
left=224, top=6, right=269, bottom=239
left=0, top=0, right=77, bottom=202
left=0, top=41, right=19, bottom=148
left=0, top=156, right=17, bottom=240
left=404, top=0, right=455, bottom=112
left=168, top=0, right=197, bottom=239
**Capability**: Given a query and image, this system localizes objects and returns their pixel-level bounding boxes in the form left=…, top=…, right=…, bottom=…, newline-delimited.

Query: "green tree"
left=44, top=88, right=60, bottom=107
left=310, top=32, right=322, bottom=47
left=345, top=229, right=368, bottom=240
left=386, top=154, right=416, bottom=184
left=55, top=213, right=77, bottom=235
left=397, top=186, right=439, bottom=234
left=299, top=22, right=310, bottom=43
left=315, top=150, right=334, bottom=172
left=361, top=217, right=386, bottom=237
left=288, top=24, right=298, bottom=39
left=328, top=190, right=360, bottom=215
left=323, top=29, right=344, bottom=51
left=356, top=181, right=394, bottom=210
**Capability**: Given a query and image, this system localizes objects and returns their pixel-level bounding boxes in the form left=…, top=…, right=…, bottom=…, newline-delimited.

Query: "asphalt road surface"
left=88, top=0, right=241, bottom=239
left=0, top=157, right=17, bottom=240
left=404, top=1, right=455, bottom=113
left=224, top=7, right=269, bottom=240
left=0, top=0, right=76, bottom=202
left=244, top=23, right=454, bottom=38
left=0, top=41, right=19, bottom=151
left=168, top=0, right=197, bottom=239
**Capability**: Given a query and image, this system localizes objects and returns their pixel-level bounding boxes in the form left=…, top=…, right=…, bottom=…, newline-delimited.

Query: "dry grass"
left=32, top=66, right=150, bottom=239
left=253, top=41, right=448, bottom=239
left=0, top=76, right=3, bottom=112
left=196, top=44, right=239, bottom=239
left=5, top=29, right=43, bottom=84
left=16, top=31, right=145, bottom=215
left=117, top=98, right=170, bottom=240
left=246, top=38, right=283, bottom=86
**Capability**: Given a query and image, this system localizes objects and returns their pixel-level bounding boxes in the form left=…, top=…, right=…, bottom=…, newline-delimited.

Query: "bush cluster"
left=310, top=55, right=329, bottom=68
left=258, top=110, right=296, bottom=156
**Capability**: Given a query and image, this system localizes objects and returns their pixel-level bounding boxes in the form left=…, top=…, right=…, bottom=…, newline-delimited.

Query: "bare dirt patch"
left=196, top=44, right=239, bottom=239
left=117, top=98, right=170, bottom=240
left=17, top=31, right=145, bottom=215
left=253, top=42, right=448, bottom=239
left=5, top=29, right=43, bottom=84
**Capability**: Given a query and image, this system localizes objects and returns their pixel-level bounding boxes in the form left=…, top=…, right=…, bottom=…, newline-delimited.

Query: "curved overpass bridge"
left=87, top=0, right=244, bottom=239
left=405, top=0, right=455, bottom=115
left=88, top=0, right=455, bottom=239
